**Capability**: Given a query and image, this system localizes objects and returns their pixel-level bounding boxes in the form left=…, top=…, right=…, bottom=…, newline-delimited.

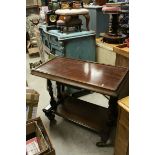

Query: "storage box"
left=27, top=117, right=56, bottom=155
left=26, top=87, right=39, bottom=120
left=28, top=47, right=40, bottom=56
left=26, top=121, right=49, bottom=154
left=26, top=0, right=38, bottom=6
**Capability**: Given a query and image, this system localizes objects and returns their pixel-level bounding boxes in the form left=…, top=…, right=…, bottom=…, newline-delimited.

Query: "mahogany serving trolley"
left=31, top=57, right=128, bottom=146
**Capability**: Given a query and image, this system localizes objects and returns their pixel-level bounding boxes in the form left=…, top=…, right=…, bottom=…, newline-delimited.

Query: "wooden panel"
left=115, top=123, right=129, bottom=155
left=115, top=138, right=128, bottom=155
left=118, top=96, right=129, bottom=112
left=114, top=97, right=129, bottom=155
left=31, top=57, right=128, bottom=96
left=119, top=109, right=129, bottom=128
left=117, top=120, right=129, bottom=141
left=96, top=45, right=116, bottom=66
left=115, top=54, right=129, bottom=68
left=113, top=44, right=129, bottom=58
left=114, top=44, right=129, bottom=68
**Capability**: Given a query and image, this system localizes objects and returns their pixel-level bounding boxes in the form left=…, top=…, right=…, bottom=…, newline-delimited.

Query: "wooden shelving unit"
left=113, top=43, right=129, bottom=68
left=26, top=0, right=40, bottom=16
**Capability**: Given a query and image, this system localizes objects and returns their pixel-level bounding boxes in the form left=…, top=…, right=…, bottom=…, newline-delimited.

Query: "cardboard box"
left=26, top=121, right=49, bottom=154
left=27, top=117, right=56, bottom=155
left=26, top=87, right=39, bottom=120
left=26, top=0, right=38, bottom=6
left=28, top=47, right=40, bottom=56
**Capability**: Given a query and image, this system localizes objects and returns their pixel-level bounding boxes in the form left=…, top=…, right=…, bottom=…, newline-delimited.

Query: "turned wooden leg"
left=43, top=107, right=55, bottom=121
left=96, top=96, right=118, bottom=147
left=42, top=79, right=57, bottom=121
left=47, top=79, right=57, bottom=108
left=57, top=82, right=64, bottom=103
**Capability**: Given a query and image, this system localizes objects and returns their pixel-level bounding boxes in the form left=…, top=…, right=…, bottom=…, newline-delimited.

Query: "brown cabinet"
left=114, top=96, right=129, bottom=155
left=113, top=44, right=129, bottom=68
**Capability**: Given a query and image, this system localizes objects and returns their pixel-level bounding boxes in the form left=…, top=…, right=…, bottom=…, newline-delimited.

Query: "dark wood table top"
left=31, top=57, right=128, bottom=96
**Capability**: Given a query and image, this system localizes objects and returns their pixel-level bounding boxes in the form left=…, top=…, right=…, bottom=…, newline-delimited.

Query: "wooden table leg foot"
left=96, top=141, right=113, bottom=147
left=96, top=136, right=113, bottom=147
left=43, top=107, right=55, bottom=121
